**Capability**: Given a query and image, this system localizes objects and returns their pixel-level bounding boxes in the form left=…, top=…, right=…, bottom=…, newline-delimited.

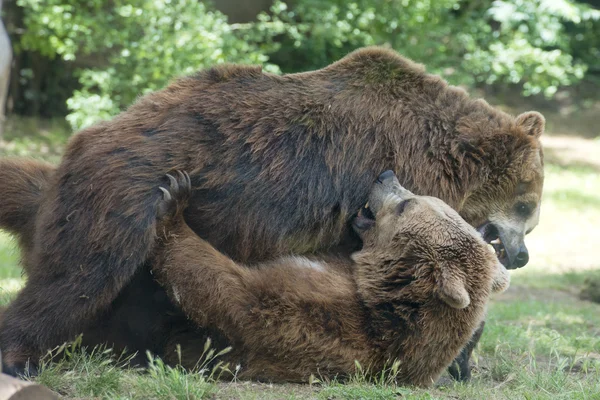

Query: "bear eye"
left=515, top=202, right=534, bottom=218
left=396, top=199, right=411, bottom=215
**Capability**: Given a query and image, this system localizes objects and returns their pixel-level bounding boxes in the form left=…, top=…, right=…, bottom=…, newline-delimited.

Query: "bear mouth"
left=352, top=203, right=376, bottom=231
left=358, top=206, right=510, bottom=265
left=478, top=222, right=508, bottom=266
left=359, top=203, right=376, bottom=220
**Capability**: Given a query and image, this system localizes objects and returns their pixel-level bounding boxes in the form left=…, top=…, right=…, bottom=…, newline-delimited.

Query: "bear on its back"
left=153, top=170, right=510, bottom=386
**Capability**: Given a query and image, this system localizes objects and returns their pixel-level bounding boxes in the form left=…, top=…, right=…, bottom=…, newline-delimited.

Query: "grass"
left=0, top=117, right=599, bottom=399
left=33, top=344, right=219, bottom=399
left=0, top=116, right=70, bottom=163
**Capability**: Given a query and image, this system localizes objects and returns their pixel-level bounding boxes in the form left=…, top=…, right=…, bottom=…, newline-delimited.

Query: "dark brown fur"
left=0, top=47, right=543, bottom=375
left=152, top=171, right=509, bottom=386
left=0, top=158, right=54, bottom=275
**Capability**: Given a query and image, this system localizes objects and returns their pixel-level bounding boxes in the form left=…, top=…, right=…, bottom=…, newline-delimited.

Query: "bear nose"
left=377, top=170, right=395, bottom=184
left=515, top=249, right=529, bottom=268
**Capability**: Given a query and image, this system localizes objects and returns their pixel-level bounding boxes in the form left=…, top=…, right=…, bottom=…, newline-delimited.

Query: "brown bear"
left=151, top=170, right=510, bottom=386
left=0, top=46, right=544, bottom=377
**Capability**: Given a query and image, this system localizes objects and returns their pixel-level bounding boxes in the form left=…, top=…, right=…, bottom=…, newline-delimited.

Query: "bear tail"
left=0, top=158, right=55, bottom=247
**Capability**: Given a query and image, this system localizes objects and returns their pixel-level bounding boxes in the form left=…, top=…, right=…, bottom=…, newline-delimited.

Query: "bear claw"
left=157, top=171, right=191, bottom=221
left=159, top=187, right=172, bottom=202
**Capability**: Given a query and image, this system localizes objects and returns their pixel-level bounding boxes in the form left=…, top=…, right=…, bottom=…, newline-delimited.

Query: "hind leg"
left=448, top=320, right=485, bottom=381
left=0, top=260, right=162, bottom=376
left=0, top=159, right=180, bottom=376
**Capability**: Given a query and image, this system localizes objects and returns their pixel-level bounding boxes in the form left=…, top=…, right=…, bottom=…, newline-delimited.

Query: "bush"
left=13, top=0, right=600, bottom=128
left=17, top=0, right=285, bottom=130
left=269, top=0, right=600, bottom=97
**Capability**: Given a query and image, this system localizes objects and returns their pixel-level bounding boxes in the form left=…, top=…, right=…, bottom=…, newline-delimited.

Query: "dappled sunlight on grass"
left=0, top=116, right=70, bottom=164
left=0, top=231, right=23, bottom=306
left=0, top=278, right=24, bottom=300
left=0, top=230, right=20, bottom=278
left=520, top=161, right=600, bottom=275
left=482, top=286, right=600, bottom=368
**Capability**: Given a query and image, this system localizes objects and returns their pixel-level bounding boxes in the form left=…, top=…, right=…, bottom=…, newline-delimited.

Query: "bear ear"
left=436, top=264, right=470, bottom=309
left=515, top=111, right=545, bottom=139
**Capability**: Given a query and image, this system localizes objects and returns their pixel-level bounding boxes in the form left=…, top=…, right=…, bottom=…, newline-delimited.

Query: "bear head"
left=352, top=170, right=509, bottom=310
left=456, top=110, right=545, bottom=270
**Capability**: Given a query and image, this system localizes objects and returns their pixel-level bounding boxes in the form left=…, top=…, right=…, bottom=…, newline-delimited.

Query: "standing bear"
left=151, top=170, right=510, bottom=386
left=0, top=47, right=544, bottom=377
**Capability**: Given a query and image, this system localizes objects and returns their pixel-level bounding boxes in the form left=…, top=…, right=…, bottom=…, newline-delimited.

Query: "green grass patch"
left=0, top=116, right=70, bottom=163
left=482, top=290, right=600, bottom=358
left=319, top=383, right=414, bottom=400
left=0, top=231, right=20, bottom=278
left=0, top=231, right=22, bottom=305
left=36, top=349, right=218, bottom=400
left=31, top=338, right=229, bottom=399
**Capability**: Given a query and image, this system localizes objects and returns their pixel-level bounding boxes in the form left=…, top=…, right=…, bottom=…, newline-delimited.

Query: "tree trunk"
left=0, top=0, right=12, bottom=137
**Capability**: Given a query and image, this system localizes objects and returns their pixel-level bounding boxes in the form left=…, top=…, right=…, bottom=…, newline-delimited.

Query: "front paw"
left=157, top=171, right=192, bottom=223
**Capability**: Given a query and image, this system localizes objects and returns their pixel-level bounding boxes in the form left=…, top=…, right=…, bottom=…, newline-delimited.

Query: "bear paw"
left=157, top=171, right=191, bottom=222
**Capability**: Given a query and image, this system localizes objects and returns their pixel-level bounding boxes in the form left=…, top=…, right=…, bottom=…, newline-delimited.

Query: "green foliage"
left=16, top=0, right=284, bottom=130
left=11, top=0, right=600, bottom=128
left=269, top=0, right=600, bottom=98
left=481, top=0, right=598, bottom=97
left=270, top=0, right=463, bottom=73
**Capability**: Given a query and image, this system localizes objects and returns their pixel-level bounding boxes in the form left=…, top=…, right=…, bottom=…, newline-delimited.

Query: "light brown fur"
left=153, top=171, right=509, bottom=386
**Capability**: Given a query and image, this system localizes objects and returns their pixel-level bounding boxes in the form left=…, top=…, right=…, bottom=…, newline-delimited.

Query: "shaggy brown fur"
left=0, top=158, right=54, bottom=275
left=0, top=47, right=543, bottom=376
left=0, top=159, right=194, bottom=366
left=152, top=170, right=510, bottom=386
